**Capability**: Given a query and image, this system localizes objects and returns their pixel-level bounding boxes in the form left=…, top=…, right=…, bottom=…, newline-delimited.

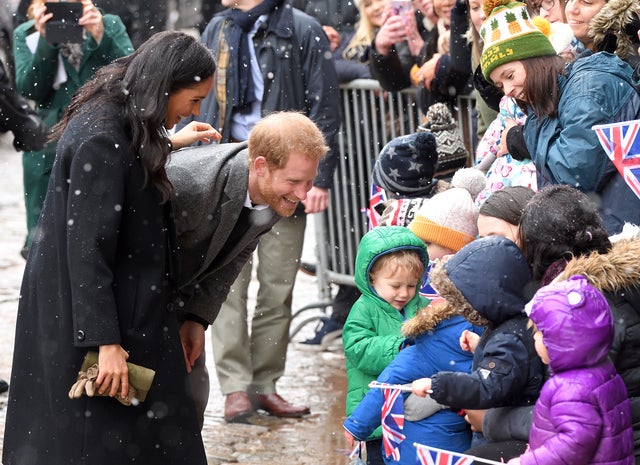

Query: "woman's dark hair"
left=519, top=184, right=611, bottom=280
left=51, top=31, right=216, bottom=202
left=517, top=55, right=566, bottom=119
left=479, top=186, right=535, bottom=226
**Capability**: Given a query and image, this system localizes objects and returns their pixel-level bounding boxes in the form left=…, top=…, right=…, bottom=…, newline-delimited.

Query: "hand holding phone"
left=391, top=0, right=412, bottom=18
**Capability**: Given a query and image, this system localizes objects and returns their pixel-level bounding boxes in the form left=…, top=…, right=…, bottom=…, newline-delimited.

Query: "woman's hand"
left=405, top=11, right=425, bottom=56
left=374, top=13, right=407, bottom=56
left=497, top=119, right=518, bottom=157
left=414, top=53, right=441, bottom=90
left=411, top=377, right=432, bottom=397
left=33, top=3, right=53, bottom=37
left=96, top=343, right=130, bottom=399
left=79, top=0, right=104, bottom=43
left=170, top=121, right=221, bottom=150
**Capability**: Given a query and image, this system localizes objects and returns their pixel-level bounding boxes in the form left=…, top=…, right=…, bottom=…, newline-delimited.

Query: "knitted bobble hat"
left=408, top=174, right=481, bottom=252
left=372, top=131, right=439, bottom=197
left=421, top=103, right=469, bottom=173
left=480, top=0, right=557, bottom=80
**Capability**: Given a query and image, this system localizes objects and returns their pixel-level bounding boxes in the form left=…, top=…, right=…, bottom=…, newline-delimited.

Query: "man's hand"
left=179, top=321, right=205, bottom=373
left=302, top=186, right=329, bottom=214
left=322, top=25, right=342, bottom=52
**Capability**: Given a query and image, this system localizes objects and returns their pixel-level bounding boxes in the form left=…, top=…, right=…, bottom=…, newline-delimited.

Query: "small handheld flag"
left=593, top=120, right=640, bottom=200
left=369, top=381, right=414, bottom=392
left=380, top=383, right=406, bottom=460
left=366, top=182, right=387, bottom=229
left=414, top=443, right=506, bottom=465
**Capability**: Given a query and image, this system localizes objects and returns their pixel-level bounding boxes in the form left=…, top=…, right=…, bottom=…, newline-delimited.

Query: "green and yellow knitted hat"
left=480, top=0, right=556, bottom=80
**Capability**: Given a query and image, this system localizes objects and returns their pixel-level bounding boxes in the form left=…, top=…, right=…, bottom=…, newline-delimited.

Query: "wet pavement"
left=0, top=134, right=350, bottom=465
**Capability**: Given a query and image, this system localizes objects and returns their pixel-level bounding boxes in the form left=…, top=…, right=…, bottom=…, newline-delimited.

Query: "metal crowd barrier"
left=289, top=79, right=476, bottom=339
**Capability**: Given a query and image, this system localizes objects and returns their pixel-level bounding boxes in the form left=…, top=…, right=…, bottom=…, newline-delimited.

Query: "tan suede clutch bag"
left=77, top=351, right=155, bottom=403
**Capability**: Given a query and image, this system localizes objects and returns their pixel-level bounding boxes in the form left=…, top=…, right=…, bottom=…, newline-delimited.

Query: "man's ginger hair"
left=248, top=111, right=328, bottom=169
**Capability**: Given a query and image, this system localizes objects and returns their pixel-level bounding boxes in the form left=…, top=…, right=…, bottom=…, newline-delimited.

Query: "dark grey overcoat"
left=2, top=102, right=207, bottom=465
left=167, top=143, right=281, bottom=324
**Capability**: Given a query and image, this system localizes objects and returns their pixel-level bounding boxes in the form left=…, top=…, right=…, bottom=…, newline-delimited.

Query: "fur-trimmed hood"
left=401, top=298, right=459, bottom=337
left=589, top=0, right=640, bottom=60
left=555, top=237, right=640, bottom=292
left=429, top=236, right=533, bottom=328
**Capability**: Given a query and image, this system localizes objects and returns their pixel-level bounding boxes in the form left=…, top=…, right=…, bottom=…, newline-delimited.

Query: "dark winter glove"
left=399, top=337, right=415, bottom=350
left=12, top=113, right=48, bottom=152
left=505, top=126, right=531, bottom=161
left=473, top=66, right=503, bottom=111
left=0, top=60, right=49, bottom=152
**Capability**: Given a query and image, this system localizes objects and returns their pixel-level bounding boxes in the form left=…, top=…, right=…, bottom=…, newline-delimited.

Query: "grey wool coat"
left=167, top=142, right=281, bottom=324
left=2, top=102, right=207, bottom=465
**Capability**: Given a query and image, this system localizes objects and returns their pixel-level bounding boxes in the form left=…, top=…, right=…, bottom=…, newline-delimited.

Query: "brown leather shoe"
left=249, top=393, right=310, bottom=418
left=224, top=391, right=253, bottom=423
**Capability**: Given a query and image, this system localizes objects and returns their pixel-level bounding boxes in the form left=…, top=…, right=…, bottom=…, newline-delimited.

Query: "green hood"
left=354, top=226, right=428, bottom=302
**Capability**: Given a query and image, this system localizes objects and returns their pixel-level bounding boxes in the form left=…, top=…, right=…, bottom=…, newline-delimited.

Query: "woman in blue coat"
left=479, top=0, right=640, bottom=234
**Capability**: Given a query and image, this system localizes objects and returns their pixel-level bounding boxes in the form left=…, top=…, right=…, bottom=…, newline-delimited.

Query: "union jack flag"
left=415, top=443, right=475, bottom=465
left=366, top=182, right=387, bottom=229
left=381, top=383, right=405, bottom=460
left=593, top=119, right=640, bottom=200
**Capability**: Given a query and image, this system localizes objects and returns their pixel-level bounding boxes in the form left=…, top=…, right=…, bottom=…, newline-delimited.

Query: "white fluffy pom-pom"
left=450, top=168, right=487, bottom=200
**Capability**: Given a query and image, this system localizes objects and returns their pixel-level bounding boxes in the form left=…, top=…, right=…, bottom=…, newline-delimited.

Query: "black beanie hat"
left=372, top=131, right=438, bottom=197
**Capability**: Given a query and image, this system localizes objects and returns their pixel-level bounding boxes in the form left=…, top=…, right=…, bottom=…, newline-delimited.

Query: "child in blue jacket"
left=344, top=297, right=482, bottom=465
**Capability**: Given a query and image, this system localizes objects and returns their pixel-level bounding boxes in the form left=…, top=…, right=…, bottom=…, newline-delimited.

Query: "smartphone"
left=391, top=0, right=412, bottom=17
left=44, top=2, right=83, bottom=45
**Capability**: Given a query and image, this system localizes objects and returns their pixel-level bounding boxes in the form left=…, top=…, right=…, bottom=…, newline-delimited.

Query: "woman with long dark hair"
left=3, top=30, right=219, bottom=465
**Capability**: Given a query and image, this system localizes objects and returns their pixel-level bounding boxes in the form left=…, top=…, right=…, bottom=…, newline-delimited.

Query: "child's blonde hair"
left=369, top=249, right=425, bottom=283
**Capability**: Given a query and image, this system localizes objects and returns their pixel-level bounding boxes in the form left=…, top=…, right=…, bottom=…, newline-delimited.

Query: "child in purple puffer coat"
left=508, top=275, right=633, bottom=465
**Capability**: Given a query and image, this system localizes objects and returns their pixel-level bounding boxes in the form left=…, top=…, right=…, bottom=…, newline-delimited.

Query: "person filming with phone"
left=13, top=0, right=133, bottom=259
